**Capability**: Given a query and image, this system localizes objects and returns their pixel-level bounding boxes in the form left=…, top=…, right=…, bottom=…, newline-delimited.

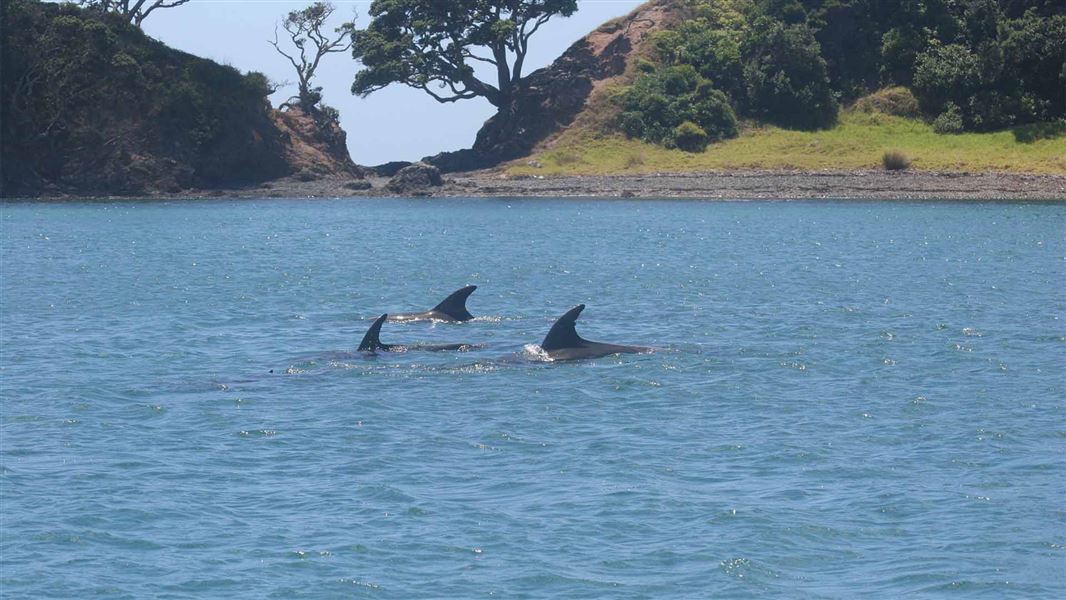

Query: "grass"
left=882, top=150, right=911, bottom=170
left=507, top=111, right=1066, bottom=176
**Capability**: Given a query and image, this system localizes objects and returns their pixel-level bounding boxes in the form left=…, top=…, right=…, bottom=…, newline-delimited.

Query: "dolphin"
left=387, top=285, right=477, bottom=322
left=540, top=304, right=652, bottom=361
left=359, top=314, right=473, bottom=352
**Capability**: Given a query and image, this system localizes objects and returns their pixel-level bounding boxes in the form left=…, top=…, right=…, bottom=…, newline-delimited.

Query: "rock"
left=343, top=180, right=372, bottom=191
left=386, top=162, right=443, bottom=194
left=370, top=161, right=413, bottom=177
left=422, top=149, right=491, bottom=173
left=528, top=159, right=543, bottom=168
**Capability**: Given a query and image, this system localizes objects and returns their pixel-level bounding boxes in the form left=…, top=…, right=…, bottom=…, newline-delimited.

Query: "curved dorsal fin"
left=541, top=304, right=587, bottom=351
left=431, top=285, right=477, bottom=321
left=359, top=314, right=388, bottom=351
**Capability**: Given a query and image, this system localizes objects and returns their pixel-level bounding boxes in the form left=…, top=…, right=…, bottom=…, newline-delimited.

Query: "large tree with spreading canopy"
left=351, top=0, right=577, bottom=112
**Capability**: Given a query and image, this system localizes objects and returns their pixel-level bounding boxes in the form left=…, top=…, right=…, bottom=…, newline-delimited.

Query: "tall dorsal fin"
left=541, top=304, right=587, bottom=351
left=359, top=314, right=388, bottom=351
left=431, top=285, right=476, bottom=321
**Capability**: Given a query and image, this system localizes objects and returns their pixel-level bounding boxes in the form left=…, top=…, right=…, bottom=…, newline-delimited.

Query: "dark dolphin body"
left=387, top=285, right=477, bottom=323
left=540, top=304, right=652, bottom=361
left=359, top=314, right=473, bottom=352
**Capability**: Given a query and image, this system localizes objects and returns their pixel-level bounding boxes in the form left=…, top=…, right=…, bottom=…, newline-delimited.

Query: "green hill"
left=0, top=0, right=360, bottom=196
left=493, top=0, right=1065, bottom=175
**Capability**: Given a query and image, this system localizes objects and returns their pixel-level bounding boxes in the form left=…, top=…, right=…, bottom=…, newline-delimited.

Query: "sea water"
left=2, top=198, right=1063, bottom=598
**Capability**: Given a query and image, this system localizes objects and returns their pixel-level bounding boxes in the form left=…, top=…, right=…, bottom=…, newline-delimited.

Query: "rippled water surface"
left=2, top=198, right=1064, bottom=598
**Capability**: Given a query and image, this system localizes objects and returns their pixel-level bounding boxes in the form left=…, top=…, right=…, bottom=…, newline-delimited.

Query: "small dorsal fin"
left=431, top=285, right=476, bottom=321
left=359, top=314, right=388, bottom=351
left=541, top=304, right=587, bottom=351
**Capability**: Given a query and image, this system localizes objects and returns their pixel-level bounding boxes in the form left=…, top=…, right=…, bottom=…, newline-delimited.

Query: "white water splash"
left=521, top=344, right=553, bottom=362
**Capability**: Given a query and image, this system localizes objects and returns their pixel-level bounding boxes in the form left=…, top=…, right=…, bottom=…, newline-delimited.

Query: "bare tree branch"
left=269, top=2, right=356, bottom=113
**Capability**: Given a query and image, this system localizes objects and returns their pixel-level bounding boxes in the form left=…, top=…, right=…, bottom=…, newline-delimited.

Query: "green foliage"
left=911, top=6, right=1065, bottom=133
left=674, top=121, right=709, bottom=152
left=644, top=0, right=1064, bottom=135
left=620, top=65, right=738, bottom=150
left=932, top=103, right=965, bottom=134
left=912, top=42, right=980, bottom=116
left=1, top=0, right=287, bottom=194
left=351, top=0, right=577, bottom=109
left=652, top=20, right=744, bottom=101
left=740, top=17, right=839, bottom=130
left=648, top=8, right=838, bottom=132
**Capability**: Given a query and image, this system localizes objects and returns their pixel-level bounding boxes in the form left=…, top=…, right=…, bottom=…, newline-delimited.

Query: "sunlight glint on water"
left=2, top=198, right=1064, bottom=598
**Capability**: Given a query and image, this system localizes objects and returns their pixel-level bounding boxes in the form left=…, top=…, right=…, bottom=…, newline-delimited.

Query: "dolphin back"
left=541, top=304, right=587, bottom=351
left=431, top=285, right=477, bottom=321
left=359, top=314, right=388, bottom=351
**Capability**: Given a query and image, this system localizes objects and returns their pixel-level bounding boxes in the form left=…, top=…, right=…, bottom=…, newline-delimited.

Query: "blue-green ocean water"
left=1, top=198, right=1064, bottom=598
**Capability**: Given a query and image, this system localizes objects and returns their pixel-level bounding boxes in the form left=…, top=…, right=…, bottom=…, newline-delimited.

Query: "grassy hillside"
left=503, top=0, right=1065, bottom=176
left=509, top=111, right=1066, bottom=176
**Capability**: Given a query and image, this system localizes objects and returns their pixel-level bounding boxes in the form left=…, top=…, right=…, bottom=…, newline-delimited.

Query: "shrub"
left=620, top=67, right=738, bottom=149
left=688, top=84, right=739, bottom=141
left=674, top=121, right=709, bottom=152
left=932, top=103, right=964, bottom=134
left=740, top=17, right=839, bottom=130
left=912, top=42, right=980, bottom=117
left=852, top=87, right=921, bottom=118
left=620, top=111, right=646, bottom=138
left=882, top=151, right=911, bottom=171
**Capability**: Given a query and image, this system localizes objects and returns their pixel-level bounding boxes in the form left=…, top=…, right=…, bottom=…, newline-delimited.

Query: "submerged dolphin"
left=359, top=314, right=472, bottom=352
left=540, top=304, right=652, bottom=361
left=387, top=285, right=477, bottom=322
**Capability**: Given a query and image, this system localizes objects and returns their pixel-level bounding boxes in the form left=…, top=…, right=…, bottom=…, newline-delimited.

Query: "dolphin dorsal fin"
left=431, top=285, right=476, bottom=321
left=359, top=314, right=388, bottom=351
left=541, top=304, right=587, bottom=351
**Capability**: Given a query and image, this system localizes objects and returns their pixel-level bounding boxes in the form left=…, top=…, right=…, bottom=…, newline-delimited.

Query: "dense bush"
left=674, top=121, right=709, bottom=152
left=740, top=17, right=839, bottom=130
left=647, top=0, right=1065, bottom=137
left=620, top=65, right=738, bottom=151
left=653, top=19, right=745, bottom=102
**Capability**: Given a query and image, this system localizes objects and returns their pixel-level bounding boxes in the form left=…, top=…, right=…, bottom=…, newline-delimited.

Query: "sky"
left=141, top=0, right=643, bottom=165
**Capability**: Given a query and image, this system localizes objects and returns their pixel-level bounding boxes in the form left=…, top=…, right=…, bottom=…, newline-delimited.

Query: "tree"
left=269, top=2, right=356, bottom=112
left=351, top=0, right=578, bottom=114
left=741, top=16, right=839, bottom=129
left=78, top=0, right=191, bottom=26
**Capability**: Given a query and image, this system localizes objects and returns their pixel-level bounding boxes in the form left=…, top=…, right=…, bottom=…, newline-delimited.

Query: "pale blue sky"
left=141, top=1, right=642, bottom=164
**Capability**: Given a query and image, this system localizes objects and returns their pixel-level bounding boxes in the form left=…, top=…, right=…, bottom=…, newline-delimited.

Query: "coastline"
left=6, top=169, right=1065, bottom=202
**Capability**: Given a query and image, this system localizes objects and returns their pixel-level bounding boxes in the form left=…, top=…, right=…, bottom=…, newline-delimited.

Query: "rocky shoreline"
left=8, top=169, right=1065, bottom=202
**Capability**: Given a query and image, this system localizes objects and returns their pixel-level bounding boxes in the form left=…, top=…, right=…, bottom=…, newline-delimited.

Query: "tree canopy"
left=351, top=0, right=577, bottom=111
left=620, top=0, right=1064, bottom=149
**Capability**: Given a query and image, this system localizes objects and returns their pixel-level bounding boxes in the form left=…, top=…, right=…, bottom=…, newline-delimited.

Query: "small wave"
left=521, top=344, right=553, bottom=362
